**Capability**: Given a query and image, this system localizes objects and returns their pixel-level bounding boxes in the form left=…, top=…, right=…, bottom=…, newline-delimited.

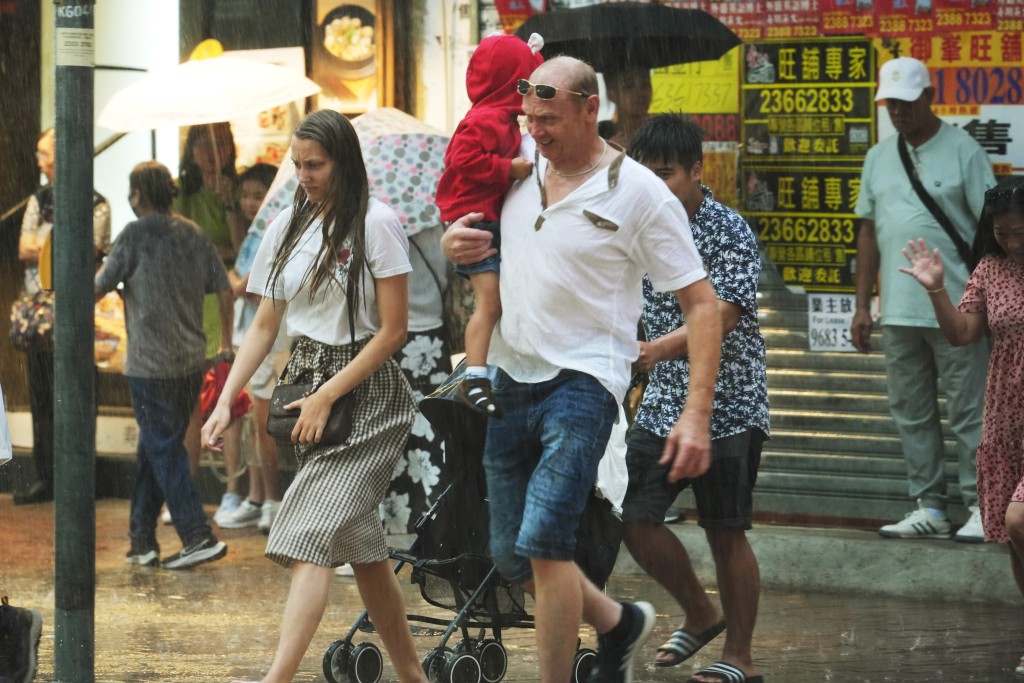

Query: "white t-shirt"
left=489, top=136, right=707, bottom=404
left=248, top=198, right=412, bottom=345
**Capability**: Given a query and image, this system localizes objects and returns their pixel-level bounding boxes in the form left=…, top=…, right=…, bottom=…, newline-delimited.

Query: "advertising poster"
left=706, top=0, right=766, bottom=41
left=820, top=0, right=877, bottom=35
left=877, top=32, right=1024, bottom=174
left=312, top=0, right=380, bottom=113
left=763, top=0, right=820, bottom=39
left=650, top=45, right=740, bottom=144
left=741, top=37, right=876, bottom=294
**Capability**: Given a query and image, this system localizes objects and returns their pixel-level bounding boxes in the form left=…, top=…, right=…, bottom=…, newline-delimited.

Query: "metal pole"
left=52, top=1, right=97, bottom=681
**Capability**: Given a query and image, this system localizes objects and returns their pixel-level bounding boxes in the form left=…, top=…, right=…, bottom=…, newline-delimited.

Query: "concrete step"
left=611, top=521, right=1016, bottom=603
left=764, top=347, right=889, bottom=372
left=766, top=388, right=892, bottom=413
left=764, top=428, right=960, bottom=457
left=767, top=407, right=931, bottom=435
left=766, top=369, right=888, bottom=394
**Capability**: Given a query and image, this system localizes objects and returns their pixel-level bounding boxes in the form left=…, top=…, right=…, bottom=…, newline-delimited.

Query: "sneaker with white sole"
left=954, top=506, right=984, bottom=543
left=258, top=500, right=280, bottom=535
left=587, top=601, right=656, bottom=683
left=125, top=540, right=160, bottom=567
left=162, top=536, right=227, bottom=570
left=212, top=493, right=244, bottom=527
left=218, top=499, right=262, bottom=529
left=879, top=499, right=951, bottom=539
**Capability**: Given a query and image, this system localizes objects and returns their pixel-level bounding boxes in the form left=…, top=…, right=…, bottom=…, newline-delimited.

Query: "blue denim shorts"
left=483, top=369, right=618, bottom=584
left=621, top=426, right=764, bottom=530
left=455, top=220, right=501, bottom=278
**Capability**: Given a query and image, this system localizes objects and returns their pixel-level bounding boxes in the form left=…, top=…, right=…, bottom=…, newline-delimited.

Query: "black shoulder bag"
left=897, top=135, right=977, bottom=272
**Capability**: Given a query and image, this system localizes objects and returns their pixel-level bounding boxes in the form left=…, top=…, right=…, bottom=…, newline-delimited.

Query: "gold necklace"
left=550, top=139, right=608, bottom=178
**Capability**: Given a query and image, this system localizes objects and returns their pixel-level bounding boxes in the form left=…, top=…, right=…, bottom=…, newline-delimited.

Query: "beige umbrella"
left=97, top=55, right=320, bottom=132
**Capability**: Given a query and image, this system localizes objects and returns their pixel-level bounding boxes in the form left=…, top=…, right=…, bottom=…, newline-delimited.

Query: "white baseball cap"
left=875, top=57, right=932, bottom=102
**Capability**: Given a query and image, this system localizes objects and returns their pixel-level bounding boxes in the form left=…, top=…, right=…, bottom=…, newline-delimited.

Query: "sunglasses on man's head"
left=517, top=79, right=587, bottom=100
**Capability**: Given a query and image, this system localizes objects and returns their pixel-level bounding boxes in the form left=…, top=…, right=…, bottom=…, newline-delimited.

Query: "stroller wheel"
left=477, top=639, right=507, bottom=683
left=347, top=642, right=383, bottom=683
left=443, top=651, right=482, bottom=683
left=323, top=640, right=352, bottom=683
left=571, top=648, right=597, bottom=683
left=422, top=647, right=450, bottom=682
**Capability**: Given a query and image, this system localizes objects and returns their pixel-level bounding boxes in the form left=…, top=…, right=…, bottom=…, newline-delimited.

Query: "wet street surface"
left=2, top=498, right=1022, bottom=682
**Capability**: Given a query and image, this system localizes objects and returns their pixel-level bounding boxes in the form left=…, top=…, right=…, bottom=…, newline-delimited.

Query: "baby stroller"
left=322, top=362, right=622, bottom=683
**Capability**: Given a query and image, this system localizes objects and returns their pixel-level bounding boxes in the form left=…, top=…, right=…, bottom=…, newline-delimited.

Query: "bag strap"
left=897, top=135, right=975, bottom=269
left=410, top=237, right=445, bottom=302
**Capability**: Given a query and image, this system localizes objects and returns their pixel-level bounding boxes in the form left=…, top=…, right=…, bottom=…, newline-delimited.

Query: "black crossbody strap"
left=897, top=135, right=976, bottom=270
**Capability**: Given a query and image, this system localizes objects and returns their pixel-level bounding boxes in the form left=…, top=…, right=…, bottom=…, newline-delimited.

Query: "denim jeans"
left=126, top=373, right=211, bottom=547
left=483, top=369, right=618, bottom=584
left=881, top=325, right=989, bottom=510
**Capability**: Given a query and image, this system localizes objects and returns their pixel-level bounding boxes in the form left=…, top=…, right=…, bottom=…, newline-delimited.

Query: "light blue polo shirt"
left=855, top=122, right=995, bottom=327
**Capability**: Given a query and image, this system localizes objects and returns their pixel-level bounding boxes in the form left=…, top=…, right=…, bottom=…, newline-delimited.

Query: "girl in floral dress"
left=899, top=177, right=1024, bottom=675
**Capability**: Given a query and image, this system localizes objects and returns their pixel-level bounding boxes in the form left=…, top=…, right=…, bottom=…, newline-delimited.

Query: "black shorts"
left=620, top=426, right=765, bottom=530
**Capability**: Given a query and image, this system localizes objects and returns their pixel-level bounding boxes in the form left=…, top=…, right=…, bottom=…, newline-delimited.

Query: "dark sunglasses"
left=517, top=79, right=587, bottom=100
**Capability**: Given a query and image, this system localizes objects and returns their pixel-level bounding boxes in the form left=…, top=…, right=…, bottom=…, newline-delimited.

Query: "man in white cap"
left=851, top=56, right=994, bottom=542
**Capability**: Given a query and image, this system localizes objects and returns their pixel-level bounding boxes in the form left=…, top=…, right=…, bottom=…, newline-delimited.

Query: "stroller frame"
left=322, top=364, right=601, bottom=683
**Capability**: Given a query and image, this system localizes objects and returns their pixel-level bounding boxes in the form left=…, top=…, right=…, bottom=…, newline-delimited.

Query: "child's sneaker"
left=212, top=493, right=243, bottom=527
left=0, top=596, right=43, bottom=683
left=587, top=601, right=655, bottom=683
left=125, top=539, right=160, bottom=567
left=162, top=535, right=227, bottom=570
left=455, top=377, right=502, bottom=417
left=217, top=498, right=261, bottom=529
left=258, top=500, right=280, bottom=535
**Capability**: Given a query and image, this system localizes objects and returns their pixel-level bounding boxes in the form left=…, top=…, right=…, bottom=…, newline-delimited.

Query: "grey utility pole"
left=52, top=1, right=97, bottom=681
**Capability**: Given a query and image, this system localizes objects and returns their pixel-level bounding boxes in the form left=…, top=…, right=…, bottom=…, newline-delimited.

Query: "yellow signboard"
left=650, top=46, right=740, bottom=114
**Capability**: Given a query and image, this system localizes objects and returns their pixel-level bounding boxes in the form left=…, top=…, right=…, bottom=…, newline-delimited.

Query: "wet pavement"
left=2, top=497, right=1022, bottom=682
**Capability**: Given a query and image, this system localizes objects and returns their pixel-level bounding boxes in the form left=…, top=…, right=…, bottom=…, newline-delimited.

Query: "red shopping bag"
left=200, top=358, right=252, bottom=422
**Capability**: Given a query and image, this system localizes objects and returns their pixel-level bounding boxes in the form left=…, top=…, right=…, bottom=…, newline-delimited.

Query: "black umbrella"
left=514, top=2, right=742, bottom=74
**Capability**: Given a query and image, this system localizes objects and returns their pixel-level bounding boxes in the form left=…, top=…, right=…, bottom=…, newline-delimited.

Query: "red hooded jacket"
left=435, top=34, right=544, bottom=222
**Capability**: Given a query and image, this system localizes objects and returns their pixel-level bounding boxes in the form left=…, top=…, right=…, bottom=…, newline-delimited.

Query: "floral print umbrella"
left=248, top=107, right=448, bottom=238
left=352, top=107, right=449, bottom=237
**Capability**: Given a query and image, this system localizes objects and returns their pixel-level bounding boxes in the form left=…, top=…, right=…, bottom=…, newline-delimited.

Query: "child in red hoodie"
left=435, top=32, right=544, bottom=417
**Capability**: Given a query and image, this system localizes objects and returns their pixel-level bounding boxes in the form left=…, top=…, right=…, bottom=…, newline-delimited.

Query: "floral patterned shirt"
left=634, top=186, right=770, bottom=440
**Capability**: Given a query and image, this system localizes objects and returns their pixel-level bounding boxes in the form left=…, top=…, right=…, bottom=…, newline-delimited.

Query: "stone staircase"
left=748, top=258, right=972, bottom=526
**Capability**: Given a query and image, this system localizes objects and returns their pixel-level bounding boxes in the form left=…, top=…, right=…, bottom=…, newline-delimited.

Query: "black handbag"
left=266, top=380, right=356, bottom=447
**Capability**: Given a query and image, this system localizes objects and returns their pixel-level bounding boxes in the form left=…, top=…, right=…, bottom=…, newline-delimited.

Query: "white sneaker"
left=217, top=498, right=262, bottom=529
left=879, top=499, right=951, bottom=539
left=212, top=493, right=243, bottom=527
left=258, top=500, right=280, bottom=535
left=954, top=506, right=985, bottom=543
left=161, top=506, right=172, bottom=525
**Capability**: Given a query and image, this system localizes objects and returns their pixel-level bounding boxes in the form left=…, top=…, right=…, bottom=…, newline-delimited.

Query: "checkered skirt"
left=265, top=336, right=415, bottom=568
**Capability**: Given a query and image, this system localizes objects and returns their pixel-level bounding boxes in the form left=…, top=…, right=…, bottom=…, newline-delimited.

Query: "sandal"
left=655, top=618, right=726, bottom=667
left=686, top=661, right=763, bottom=683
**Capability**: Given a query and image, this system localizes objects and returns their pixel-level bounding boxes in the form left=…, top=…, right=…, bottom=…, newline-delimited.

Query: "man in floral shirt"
left=622, top=114, right=770, bottom=683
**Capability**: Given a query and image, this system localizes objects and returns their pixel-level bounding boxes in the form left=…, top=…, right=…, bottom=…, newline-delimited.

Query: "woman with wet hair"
left=900, top=177, right=1024, bottom=674
left=95, top=160, right=232, bottom=570
left=202, top=110, right=426, bottom=683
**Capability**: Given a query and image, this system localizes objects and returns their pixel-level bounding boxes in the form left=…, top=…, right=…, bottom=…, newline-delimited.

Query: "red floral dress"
left=958, top=254, right=1024, bottom=543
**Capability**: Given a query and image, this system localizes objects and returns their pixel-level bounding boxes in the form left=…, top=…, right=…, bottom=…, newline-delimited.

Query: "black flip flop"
left=655, top=618, right=726, bottom=667
left=686, top=660, right=763, bottom=683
